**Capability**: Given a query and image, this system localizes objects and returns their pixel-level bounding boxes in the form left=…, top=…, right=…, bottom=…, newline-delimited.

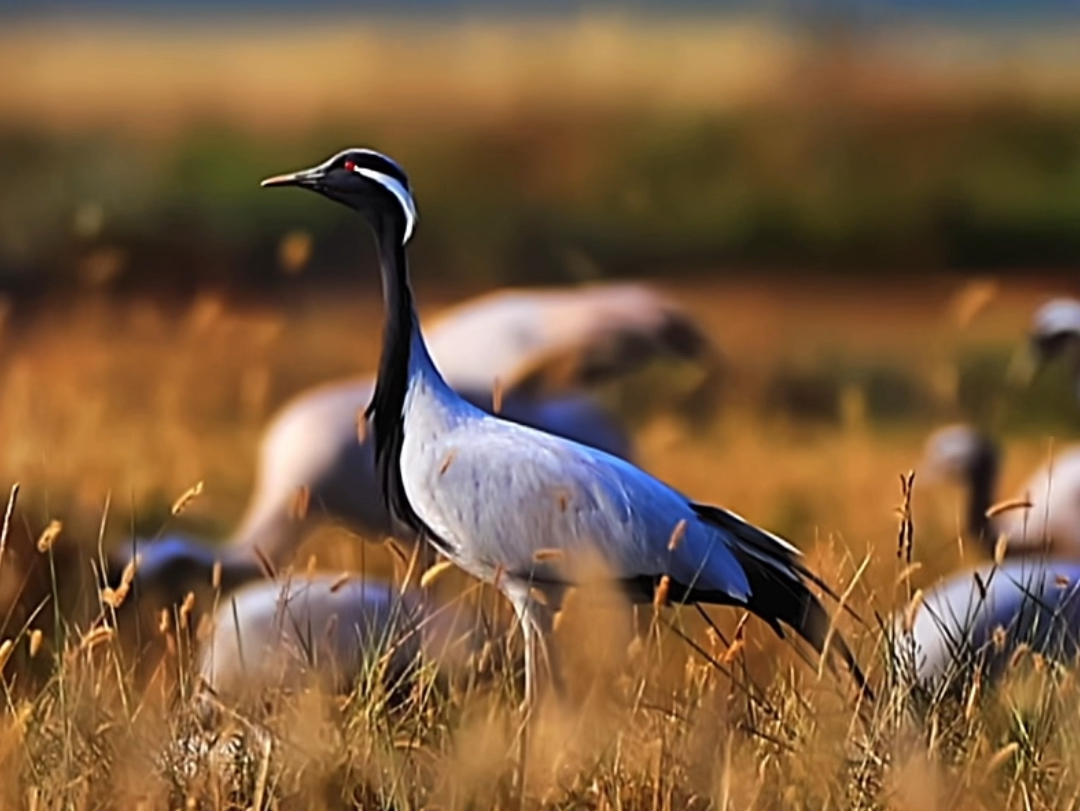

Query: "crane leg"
left=506, top=582, right=563, bottom=711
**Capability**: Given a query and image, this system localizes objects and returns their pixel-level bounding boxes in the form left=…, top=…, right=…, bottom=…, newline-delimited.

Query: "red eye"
left=344, top=160, right=356, bottom=171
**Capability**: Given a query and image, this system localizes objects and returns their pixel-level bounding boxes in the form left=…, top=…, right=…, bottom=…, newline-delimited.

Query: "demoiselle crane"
left=197, top=574, right=426, bottom=706
left=261, top=147, right=867, bottom=704
left=893, top=557, right=1080, bottom=691
left=920, top=424, right=1080, bottom=557
left=1009, top=297, right=1080, bottom=399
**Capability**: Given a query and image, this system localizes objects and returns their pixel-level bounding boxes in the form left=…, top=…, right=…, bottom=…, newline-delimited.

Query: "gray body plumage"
left=198, top=575, right=425, bottom=704
left=402, top=359, right=760, bottom=600
left=894, top=558, right=1080, bottom=691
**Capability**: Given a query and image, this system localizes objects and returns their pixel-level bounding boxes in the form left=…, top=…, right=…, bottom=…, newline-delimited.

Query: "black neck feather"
left=366, top=215, right=425, bottom=534
left=966, top=439, right=999, bottom=550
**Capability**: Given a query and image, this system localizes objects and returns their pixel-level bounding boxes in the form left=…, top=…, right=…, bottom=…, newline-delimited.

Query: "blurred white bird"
left=1010, top=297, right=1080, bottom=399
left=893, top=557, right=1080, bottom=692
left=197, top=575, right=427, bottom=707
left=919, top=424, right=1080, bottom=558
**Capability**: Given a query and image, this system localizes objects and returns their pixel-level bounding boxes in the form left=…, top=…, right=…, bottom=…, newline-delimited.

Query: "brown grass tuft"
left=170, top=481, right=205, bottom=516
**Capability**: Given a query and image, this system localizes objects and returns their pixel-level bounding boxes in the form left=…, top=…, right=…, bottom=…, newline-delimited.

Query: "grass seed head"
left=101, top=585, right=128, bottom=609
left=28, top=629, right=42, bottom=659
left=0, top=639, right=13, bottom=671
left=80, top=625, right=114, bottom=652
left=212, top=560, right=222, bottom=590
left=992, top=625, right=1007, bottom=652
left=533, top=548, right=564, bottom=563
left=36, top=519, right=62, bottom=553
left=667, top=519, right=687, bottom=551
left=420, top=560, right=455, bottom=590
left=993, top=533, right=1009, bottom=565
left=654, top=575, right=671, bottom=609
left=170, top=480, right=204, bottom=515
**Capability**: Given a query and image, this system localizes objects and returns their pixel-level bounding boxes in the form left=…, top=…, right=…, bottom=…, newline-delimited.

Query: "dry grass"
left=0, top=276, right=1077, bottom=808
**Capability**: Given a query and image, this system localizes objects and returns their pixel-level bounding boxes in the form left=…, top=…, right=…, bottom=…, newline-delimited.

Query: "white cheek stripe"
left=353, top=167, right=418, bottom=245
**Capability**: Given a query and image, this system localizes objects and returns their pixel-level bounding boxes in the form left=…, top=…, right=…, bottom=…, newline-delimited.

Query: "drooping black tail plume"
left=691, top=503, right=872, bottom=700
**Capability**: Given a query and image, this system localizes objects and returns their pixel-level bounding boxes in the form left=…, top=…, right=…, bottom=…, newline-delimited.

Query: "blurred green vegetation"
left=4, top=100, right=1080, bottom=294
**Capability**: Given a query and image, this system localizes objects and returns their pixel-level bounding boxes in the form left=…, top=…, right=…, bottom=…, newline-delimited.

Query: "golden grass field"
left=0, top=275, right=1077, bottom=809
left=5, top=17, right=1080, bottom=136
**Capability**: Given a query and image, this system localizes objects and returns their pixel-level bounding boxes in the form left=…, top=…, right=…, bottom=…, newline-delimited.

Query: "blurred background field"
left=6, top=11, right=1080, bottom=296
left=3, top=2, right=1080, bottom=808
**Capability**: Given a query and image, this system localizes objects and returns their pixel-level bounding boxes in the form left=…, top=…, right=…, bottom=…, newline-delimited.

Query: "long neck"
left=966, top=442, right=999, bottom=550
left=366, top=216, right=444, bottom=532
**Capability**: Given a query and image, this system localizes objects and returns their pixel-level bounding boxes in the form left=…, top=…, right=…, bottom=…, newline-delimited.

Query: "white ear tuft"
left=353, top=167, right=418, bottom=245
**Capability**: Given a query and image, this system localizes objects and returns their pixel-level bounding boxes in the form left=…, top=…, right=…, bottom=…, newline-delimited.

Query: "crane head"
left=1008, top=298, right=1080, bottom=388
left=261, top=148, right=417, bottom=244
left=106, top=535, right=259, bottom=613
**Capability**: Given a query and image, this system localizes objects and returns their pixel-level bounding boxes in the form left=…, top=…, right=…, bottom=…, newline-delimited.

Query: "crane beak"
left=260, top=168, right=321, bottom=188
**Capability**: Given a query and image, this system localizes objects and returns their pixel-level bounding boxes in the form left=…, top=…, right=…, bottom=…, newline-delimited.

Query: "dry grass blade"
left=252, top=544, right=276, bottom=578
left=984, top=742, right=1019, bottom=778
left=964, top=670, right=981, bottom=721
left=492, top=375, right=503, bottom=414
left=212, top=560, right=222, bottom=590
left=895, top=561, right=922, bottom=586
left=986, top=498, right=1032, bottom=519
left=356, top=409, right=368, bottom=443
left=419, top=560, right=455, bottom=590
left=0, top=639, right=13, bottom=672
left=36, top=519, right=62, bottom=553
left=1009, top=643, right=1031, bottom=670
left=902, top=589, right=924, bottom=633
left=329, top=572, right=350, bottom=593
left=179, top=592, right=196, bottom=630
left=667, top=519, right=688, bottom=551
left=0, top=483, right=18, bottom=563
left=171, top=480, right=204, bottom=515
left=723, top=613, right=748, bottom=664
left=80, top=625, right=114, bottom=652
left=896, top=471, right=916, bottom=563
left=438, top=450, right=457, bottom=476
